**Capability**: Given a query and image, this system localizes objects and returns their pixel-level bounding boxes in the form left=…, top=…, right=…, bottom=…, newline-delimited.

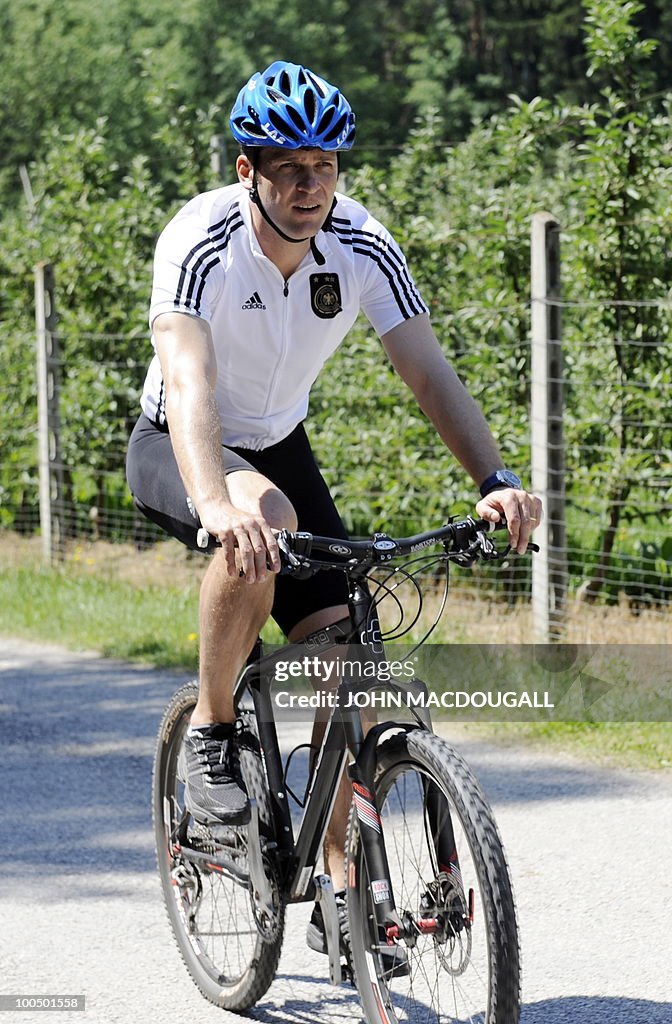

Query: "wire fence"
left=1, top=287, right=671, bottom=643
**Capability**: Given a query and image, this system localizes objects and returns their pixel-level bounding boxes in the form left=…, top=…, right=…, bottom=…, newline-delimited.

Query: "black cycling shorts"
left=126, top=414, right=349, bottom=636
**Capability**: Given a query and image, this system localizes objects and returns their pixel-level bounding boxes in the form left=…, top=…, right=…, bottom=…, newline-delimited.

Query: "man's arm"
left=153, top=311, right=279, bottom=580
left=380, top=313, right=541, bottom=553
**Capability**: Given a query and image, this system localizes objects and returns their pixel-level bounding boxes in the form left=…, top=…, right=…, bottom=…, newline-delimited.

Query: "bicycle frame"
left=157, top=516, right=524, bottom=1014
left=233, top=572, right=437, bottom=940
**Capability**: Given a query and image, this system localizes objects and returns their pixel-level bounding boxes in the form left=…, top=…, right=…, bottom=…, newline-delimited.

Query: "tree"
left=560, top=0, right=672, bottom=600
left=0, top=124, right=168, bottom=531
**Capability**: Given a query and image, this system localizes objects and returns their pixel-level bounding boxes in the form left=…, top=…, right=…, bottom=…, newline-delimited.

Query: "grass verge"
left=466, top=720, right=672, bottom=772
left=0, top=564, right=202, bottom=669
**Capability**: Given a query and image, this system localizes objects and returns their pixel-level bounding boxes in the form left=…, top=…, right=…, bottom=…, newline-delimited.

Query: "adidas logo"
left=241, top=291, right=266, bottom=310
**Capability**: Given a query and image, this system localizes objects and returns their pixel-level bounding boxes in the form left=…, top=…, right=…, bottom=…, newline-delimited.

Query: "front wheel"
left=152, top=682, right=284, bottom=1010
left=346, top=729, right=520, bottom=1023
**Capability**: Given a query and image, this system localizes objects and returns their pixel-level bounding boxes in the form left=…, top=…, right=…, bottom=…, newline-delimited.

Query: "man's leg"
left=178, top=470, right=297, bottom=826
left=127, top=417, right=297, bottom=823
left=191, top=470, right=298, bottom=726
left=228, top=424, right=353, bottom=883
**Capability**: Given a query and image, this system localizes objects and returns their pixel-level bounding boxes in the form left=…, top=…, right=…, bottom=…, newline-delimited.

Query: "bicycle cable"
left=366, top=552, right=444, bottom=640
left=364, top=552, right=451, bottom=652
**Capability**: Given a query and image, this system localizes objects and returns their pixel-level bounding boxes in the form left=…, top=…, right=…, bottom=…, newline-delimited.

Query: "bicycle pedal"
left=314, top=874, right=345, bottom=986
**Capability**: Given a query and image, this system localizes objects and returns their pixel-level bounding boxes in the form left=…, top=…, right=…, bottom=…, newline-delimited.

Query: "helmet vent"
left=278, top=69, right=292, bottom=96
left=304, top=88, right=316, bottom=125
left=287, top=105, right=307, bottom=132
left=268, top=107, right=300, bottom=142
left=240, top=118, right=265, bottom=140
left=323, top=112, right=347, bottom=143
left=317, top=109, right=335, bottom=135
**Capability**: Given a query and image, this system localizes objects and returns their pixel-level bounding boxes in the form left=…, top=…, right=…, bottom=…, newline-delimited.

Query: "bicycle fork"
left=347, top=724, right=470, bottom=956
left=349, top=769, right=401, bottom=922
left=345, top=723, right=404, bottom=952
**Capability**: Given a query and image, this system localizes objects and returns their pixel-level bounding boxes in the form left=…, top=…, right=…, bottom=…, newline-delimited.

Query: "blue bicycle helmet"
left=230, top=61, right=356, bottom=151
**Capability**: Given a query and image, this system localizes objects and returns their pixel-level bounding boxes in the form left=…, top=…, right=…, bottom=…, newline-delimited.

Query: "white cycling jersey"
left=141, top=183, right=428, bottom=450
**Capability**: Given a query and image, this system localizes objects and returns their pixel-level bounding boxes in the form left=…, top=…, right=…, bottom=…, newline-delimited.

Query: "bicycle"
left=153, top=515, right=530, bottom=1022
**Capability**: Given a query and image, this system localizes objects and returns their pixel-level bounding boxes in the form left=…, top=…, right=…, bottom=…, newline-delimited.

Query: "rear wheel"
left=346, top=729, right=520, bottom=1023
left=152, top=682, right=284, bottom=1010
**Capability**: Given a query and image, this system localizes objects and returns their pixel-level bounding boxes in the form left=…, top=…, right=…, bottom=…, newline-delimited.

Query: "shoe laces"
left=194, top=725, right=237, bottom=783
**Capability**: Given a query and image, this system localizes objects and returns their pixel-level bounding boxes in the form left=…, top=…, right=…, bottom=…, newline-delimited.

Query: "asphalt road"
left=1, top=639, right=671, bottom=1024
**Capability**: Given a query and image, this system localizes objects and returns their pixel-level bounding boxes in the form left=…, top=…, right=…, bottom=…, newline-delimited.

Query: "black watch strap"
left=479, top=469, right=522, bottom=498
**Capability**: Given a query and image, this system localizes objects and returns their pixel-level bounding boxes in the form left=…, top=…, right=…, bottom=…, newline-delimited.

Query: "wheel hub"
left=386, top=872, right=473, bottom=975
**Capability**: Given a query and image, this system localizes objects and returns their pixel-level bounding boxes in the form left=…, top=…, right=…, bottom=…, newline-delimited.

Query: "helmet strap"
left=250, top=173, right=309, bottom=244
left=249, top=172, right=336, bottom=267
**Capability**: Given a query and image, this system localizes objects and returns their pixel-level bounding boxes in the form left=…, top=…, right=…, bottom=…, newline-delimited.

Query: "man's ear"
left=236, top=153, right=254, bottom=190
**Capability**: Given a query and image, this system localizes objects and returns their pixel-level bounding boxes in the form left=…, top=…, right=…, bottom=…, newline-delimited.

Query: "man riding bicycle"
left=126, top=59, right=541, bottom=959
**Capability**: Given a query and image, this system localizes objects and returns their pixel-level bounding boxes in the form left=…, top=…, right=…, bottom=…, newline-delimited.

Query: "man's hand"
left=200, top=500, right=281, bottom=583
left=475, top=489, right=543, bottom=555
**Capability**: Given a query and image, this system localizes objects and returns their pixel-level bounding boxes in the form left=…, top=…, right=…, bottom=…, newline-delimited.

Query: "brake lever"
left=447, top=531, right=539, bottom=567
left=479, top=538, right=541, bottom=559
left=477, top=529, right=499, bottom=559
left=276, top=531, right=316, bottom=579
left=448, top=537, right=485, bottom=567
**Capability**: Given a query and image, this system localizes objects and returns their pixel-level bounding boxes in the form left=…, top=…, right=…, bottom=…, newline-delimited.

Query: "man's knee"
left=226, top=470, right=298, bottom=533
left=261, top=488, right=298, bottom=533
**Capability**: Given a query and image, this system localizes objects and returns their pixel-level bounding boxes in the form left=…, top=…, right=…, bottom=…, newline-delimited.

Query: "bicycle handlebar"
left=281, top=515, right=501, bottom=561
left=279, top=516, right=525, bottom=578
left=195, top=514, right=535, bottom=577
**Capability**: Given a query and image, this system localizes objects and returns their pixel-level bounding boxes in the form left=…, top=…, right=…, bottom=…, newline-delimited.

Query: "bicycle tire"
left=345, top=728, right=520, bottom=1024
left=152, top=681, right=284, bottom=1010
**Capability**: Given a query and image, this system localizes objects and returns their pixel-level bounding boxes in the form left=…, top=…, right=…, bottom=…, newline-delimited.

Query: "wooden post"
left=210, top=134, right=228, bottom=179
left=531, top=213, right=567, bottom=640
left=35, top=262, right=64, bottom=562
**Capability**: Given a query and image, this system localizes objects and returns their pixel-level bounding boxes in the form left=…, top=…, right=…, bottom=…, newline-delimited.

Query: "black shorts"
left=126, top=414, right=349, bottom=636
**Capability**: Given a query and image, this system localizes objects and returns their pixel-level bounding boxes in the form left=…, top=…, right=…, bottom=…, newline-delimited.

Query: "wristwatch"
left=479, top=469, right=522, bottom=498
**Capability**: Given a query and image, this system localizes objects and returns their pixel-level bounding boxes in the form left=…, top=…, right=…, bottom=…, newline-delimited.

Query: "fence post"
left=530, top=213, right=567, bottom=641
left=35, top=261, right=64, bottom=563
left=210, top=134, right=228, bottom=179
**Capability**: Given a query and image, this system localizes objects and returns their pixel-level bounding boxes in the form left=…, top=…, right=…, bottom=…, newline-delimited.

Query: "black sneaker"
left=306, top=894, right=349, bottom=957
left=306, top=895, right=410, bottom=978
left=177, top=722, right=250, bottom=826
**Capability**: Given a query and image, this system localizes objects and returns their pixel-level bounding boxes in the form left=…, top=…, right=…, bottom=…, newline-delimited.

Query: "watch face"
left=496, top=470, right=521, bottom=489
left=480, top=468, right=523, bottom=498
